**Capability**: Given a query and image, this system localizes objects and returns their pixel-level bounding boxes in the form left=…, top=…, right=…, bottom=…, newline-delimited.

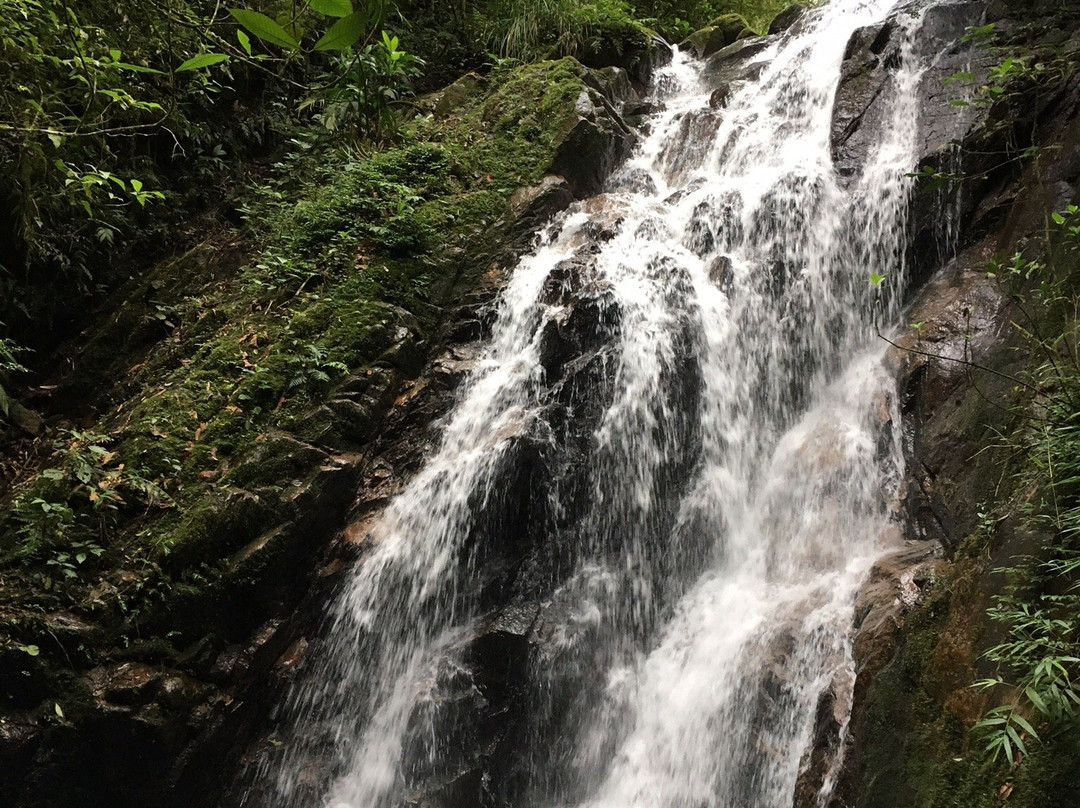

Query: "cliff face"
left=824, top=1, right=1080, bottom=806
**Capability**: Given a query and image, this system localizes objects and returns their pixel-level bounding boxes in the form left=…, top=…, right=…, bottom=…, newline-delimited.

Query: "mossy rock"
left=434, top=72, right=488, bottom=117
left=706, top=13, right=753, bottom=41
left=577, top=18, right=658, bottom=87
left=680, top=17, right=750, bottom=59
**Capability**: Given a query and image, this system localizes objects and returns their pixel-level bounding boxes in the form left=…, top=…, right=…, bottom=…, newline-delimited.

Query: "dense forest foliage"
left=0, top=0, right=776, bottom=369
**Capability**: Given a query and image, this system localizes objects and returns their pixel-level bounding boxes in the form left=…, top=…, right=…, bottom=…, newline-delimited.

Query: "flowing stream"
left=262, top=1, right=932, bottom=805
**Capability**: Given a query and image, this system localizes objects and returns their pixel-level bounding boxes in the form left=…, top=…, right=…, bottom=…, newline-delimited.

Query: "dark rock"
left=793, top=671, right=853, bottom=808
left=90, top=662, right=163, bottom=707
left=768, top=2, right=807, bottom=36
left=831, top=1, right=992, bottom=182
left=583, top=66, right=634, bottom=110
left=551, top=88, right=637, bottom=198
left=708, top=255, right=733, bottom=291
left=709, top=85, right=731, bottom=109
left=7, top=400, right=43, bottom=436
left=509, top=175, right=576, bottom=239
left=580, top=34, right=672, bottom=93
left=701, top=37, right=772, bottom=85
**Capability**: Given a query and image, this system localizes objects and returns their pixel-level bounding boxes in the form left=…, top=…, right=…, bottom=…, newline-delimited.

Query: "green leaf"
left=308, top=0, right=352, bottom=17
left=870, top=272, right=887, bottom=287
left=114, top=62, right=163, bottom=74
left=314, top=10, right=368, bottom=51
left=229, top=9, right=301, bottom=50
left=54, top=702, right=64, bottom=719
left=1006, top=724, right=1028, bottom=757
left=1052, top=211, right=1066, bottom=225
left=237, top=29, right=252, bottom=55
left=1010, top=712, right=1039, bottom=739
left=18, top=644, right=39, bottom=656
left=177, top=53, right=230, bottom=72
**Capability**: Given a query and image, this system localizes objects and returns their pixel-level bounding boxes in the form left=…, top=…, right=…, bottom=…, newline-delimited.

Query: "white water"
left=262, top=1, right=933, bottom=806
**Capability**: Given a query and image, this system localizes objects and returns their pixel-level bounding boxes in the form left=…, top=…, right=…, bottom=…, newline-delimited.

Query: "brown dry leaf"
left=193, top=423, right=208, bottom=442
left=225, top=405, right=242, bottom=414
left=1000, top=782, right=1014, bottom=800
left=198, top=469, right=218, bottom=479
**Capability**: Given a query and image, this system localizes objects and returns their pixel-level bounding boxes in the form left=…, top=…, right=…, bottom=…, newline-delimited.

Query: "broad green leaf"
left=19, top=644, right=40, bottom=656
left=237, top=29, right=252, bottom=55
left=54, top=702, right=65, bottom=719
left=314, top=10, right=368, bottom=50
left=308, top=0, right=352, bottom=17
left=229, top=9, right=300, bottom=50
left=870, top=272, right=887, bottom=287
left=177, top=53, right=230, bottom=72
left=1053, top=211, right=1066, bottom=225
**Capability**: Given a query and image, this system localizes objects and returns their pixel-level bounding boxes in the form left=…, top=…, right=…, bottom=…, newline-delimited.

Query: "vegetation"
left=970, top=207, right=1080, bottom=767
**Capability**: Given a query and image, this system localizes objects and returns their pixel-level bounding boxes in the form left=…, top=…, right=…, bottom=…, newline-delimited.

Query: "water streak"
left=261, top=2, right=937, bottom=805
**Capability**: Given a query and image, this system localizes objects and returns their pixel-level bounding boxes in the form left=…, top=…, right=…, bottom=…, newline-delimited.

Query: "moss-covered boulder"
left=680, top=14, right=756, bottom=59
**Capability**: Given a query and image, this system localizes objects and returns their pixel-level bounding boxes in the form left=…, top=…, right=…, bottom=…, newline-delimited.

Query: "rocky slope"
left=0, top=36, right=671, bottom=807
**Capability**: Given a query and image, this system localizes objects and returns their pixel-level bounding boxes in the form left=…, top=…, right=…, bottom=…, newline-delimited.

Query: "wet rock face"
left=826, top=1, right=1080, bottom=803
left=552, top=87, right=638, bottom=199
left=831, top=0, right=996, bottom=184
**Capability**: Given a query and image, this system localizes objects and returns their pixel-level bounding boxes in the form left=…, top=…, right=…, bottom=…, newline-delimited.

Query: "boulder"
left=551, top=88, right=637, bottom=198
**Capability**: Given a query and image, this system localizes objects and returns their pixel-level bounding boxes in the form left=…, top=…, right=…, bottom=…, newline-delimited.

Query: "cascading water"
left=259, top=1, right=936, bottom=806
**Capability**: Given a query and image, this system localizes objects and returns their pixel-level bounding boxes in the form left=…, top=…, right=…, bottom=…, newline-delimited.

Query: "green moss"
left=707, top=12, right=752, bottom=37
left=444, top=57, right=588, bottom=189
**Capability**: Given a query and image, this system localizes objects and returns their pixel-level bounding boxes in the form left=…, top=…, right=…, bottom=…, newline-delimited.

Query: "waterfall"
left=260, top=1, right=932, bottom=806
